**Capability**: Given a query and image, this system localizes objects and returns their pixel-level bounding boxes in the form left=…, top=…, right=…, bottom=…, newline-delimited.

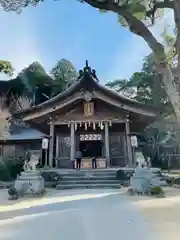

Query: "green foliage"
left=0, top=163, right=11, bottom=181
left=150, top=186, right=164, bottom=196
left=116, top=169, right=134, bottom=181
left=0, top=157, right=24, bottom=181
left=106, top=79, right=129, bottom=91
left=19, top=62, right=52, bottom=96
left=161, top=28, right=176, bottom=67
left=173, top=177, right=180, bottom=185
left=8, top=187, right=18, bottom=196
left=8, top=187, right=18, bottom=200
left=118, top=1, right=147, bottom=26
left=139, top=117, right=180, bottom=168
left=0, top=60, right=14, bottom=76
left=41, top=171, right=61, bottom=188
left=106, top=54, right=172, bottom=112
left=50, top=59, right=77, bottom=96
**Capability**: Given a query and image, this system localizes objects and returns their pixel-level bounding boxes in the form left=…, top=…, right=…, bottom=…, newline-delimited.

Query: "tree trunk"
left=83, top=1, right=180, bottom=120
left=159, top=63, right=180, bottom=121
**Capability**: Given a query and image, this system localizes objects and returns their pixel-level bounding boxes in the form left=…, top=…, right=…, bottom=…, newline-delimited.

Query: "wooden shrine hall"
left=16, top=61, right=159, bottom=168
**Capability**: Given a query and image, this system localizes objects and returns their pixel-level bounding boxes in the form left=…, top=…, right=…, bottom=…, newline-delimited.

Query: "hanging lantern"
left=93, top=122, right=96, bottom=130
left=85, top=122, right=87, bottom=130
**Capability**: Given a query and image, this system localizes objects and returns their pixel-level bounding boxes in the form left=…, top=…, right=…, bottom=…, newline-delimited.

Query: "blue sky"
left=0, top=1, right=173, bottom=83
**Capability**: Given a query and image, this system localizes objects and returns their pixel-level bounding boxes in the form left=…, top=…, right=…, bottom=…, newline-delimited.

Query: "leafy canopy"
left=106, top=53, right=172, bottom=112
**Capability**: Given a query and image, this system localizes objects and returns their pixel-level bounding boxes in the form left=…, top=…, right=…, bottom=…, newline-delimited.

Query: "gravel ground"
left=132, top=187, right=180, bottom=240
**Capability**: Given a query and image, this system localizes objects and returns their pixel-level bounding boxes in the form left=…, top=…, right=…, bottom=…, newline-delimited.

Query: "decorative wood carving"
left=83, top=91, right=93, bottom=102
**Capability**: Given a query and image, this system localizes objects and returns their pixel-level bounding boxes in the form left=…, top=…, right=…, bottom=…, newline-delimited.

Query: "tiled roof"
left=0, top=127, right=46, bottom=141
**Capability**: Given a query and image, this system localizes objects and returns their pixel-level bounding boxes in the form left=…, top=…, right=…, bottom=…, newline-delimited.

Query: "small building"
left=15, top=62, right=159, bottom=168
left=0, top=122, right=46, bottom=160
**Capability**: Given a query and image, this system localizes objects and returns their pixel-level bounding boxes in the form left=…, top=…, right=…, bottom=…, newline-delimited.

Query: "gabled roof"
left=14, top=61, right=160, bottom=118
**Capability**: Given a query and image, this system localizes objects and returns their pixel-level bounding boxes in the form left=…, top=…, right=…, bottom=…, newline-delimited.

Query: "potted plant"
left=8, top=187, right=19, bottom=200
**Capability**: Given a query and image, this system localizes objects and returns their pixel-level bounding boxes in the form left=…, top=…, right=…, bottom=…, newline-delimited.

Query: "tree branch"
left=146, top=0, right=173, bottom=24
left=83, top=0, right=167, bottom=65
left=154, top=0, right=173, bottom=9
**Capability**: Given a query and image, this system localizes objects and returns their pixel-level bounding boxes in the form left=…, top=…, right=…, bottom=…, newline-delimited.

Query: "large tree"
left=18, top=59, right=77, bottom=104
left=106, top=54, right=172, bottom=113
left=18, top=61, right=52, bottom=95
left=50, top=59, right=78, bottom=96
left=2, top=0, right=179, bottom=120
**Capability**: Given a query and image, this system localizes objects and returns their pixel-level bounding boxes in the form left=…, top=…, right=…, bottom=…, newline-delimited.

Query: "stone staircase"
left=56, top=169, right=120, bottom=190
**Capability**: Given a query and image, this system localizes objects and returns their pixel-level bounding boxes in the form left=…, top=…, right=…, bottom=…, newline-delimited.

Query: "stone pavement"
left=0, top=189, right=159, bottom=240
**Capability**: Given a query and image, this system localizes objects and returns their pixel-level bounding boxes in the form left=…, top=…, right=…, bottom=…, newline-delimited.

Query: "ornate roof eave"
left=13, top=61, right=160, bottom=118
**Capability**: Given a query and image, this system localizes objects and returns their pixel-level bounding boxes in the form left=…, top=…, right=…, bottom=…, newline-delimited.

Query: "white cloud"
left=107, top=9, right=174, bottom=81
left=0, top=10, right=43, bottom=78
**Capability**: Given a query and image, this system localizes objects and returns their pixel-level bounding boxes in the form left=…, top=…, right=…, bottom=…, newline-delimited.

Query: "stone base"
left=18, top=171, right=42, bottom=180
left=14, top=171, right=44, bottom=196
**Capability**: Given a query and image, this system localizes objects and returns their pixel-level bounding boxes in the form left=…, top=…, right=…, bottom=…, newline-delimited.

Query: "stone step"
left=55, top=169, right=117, bottom=174
left=53, top=168, right=118, bottom=172
left=60, top=180, right=120, bottom=185
left=59, top=172, right=117, bottom=177
left=61, top=176, right=117, bottom=181
left=56, top=183, right=121, bottom=190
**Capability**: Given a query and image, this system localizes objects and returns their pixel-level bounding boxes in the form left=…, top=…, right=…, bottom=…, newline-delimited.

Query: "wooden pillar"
left=55, top=135, right=59, bottom=168
left=105, top=122, right=110, bottom=167
left=70, top=123, right=75, bottom=161
left=49, top=120, right=54, bottom=168
left=125, top=118, right=133, bottom=167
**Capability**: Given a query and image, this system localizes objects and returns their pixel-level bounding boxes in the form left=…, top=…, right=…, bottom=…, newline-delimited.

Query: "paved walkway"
left=0, top=189, right=159, bottom=240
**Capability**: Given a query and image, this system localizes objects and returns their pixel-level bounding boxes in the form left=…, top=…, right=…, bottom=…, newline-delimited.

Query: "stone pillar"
left=70, top=123, right=75, bottom=161
left=104, top=122, right=110, bottom=167
left=49, top=120, right=54, bottom=168
left=125, top=118, right=133, bottom=167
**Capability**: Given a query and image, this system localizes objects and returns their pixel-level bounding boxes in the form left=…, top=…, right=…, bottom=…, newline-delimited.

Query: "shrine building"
left=15, top=62, right=159, bottom=168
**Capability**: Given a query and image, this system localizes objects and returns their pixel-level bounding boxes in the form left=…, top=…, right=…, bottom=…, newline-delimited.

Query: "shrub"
left=127, top=187, right=134, bottom=196
left=150, top=186, right=164, bottom=196
left=41, top=188, right=47, bottom=196
left=173, top=177, right=180, bottom=185
left=163, top=175, right=174, bottom=186
left=5, top=157, right=23, bottom=179
left=0, top=162, right=11, bottom=181
left=116, top=169, right=134, bottom=181
left=41, top=171, right=61, bottom=188
left=0, top=157, right=24, bottom=181
left=8, top=187, right=18, bottom=200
